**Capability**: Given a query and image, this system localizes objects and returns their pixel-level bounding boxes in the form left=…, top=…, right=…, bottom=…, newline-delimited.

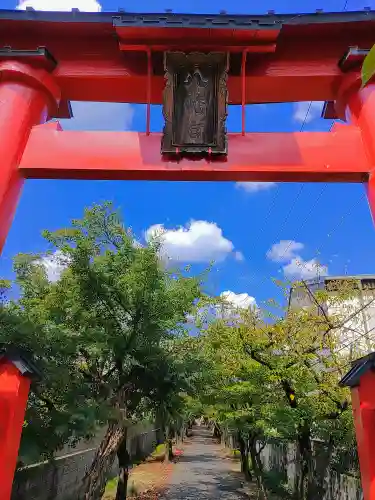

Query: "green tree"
left=196, top=280, right=362, bottom=499
left=151, top=334, right=210, bottom=462
left=0, top=203, right=204, bottom=500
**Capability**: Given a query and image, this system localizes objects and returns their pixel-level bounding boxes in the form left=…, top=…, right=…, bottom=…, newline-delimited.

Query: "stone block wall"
left=11, top=424, right=160, bottom=500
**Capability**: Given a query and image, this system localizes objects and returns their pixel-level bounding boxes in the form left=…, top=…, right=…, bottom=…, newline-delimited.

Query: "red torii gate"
left=0, top=8, right=375, bottom=499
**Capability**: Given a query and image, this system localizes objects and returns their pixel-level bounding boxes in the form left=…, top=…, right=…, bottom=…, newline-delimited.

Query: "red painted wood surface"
left=0, top=62, right=59, bottom=252
left=337, top=81, right=375, bottom=500
left=343, top=82, right=375, bottom=226
left=19, top=122, right=370, bottom=183
left=350, top=371, right=375, bottom=500
left=13, top=45, right=369, bottom=105
left=0, top=12, right=373, bottom=104
left=346, top=83, right=375, bottom=164
left=0, top=361, right=31, bottom=500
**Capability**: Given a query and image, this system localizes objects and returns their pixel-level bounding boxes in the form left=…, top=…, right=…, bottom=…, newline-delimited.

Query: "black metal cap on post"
left=339, top=352, right=375, bottom=388
left=0, top=46, right=57, bottom=71
left=0, top=346, right=42, bottom=380
left=338, top=47, right=370, bottom=73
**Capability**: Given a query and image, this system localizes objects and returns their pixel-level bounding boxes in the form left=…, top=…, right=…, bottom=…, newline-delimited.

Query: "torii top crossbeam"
left=0, top=9, right=373, bottom=186
left=0, top=9, right=373, bottom=232
left=0, top=9, right=374, bottom=105
left=0, top=8, right=374, bottom=181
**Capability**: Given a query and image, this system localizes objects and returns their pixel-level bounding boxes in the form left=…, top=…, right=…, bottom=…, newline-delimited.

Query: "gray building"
left=289, top=275, right=375, bottom=357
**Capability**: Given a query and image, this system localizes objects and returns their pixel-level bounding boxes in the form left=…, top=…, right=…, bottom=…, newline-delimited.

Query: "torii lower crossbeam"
left=19, top=122, right=369, bottom=183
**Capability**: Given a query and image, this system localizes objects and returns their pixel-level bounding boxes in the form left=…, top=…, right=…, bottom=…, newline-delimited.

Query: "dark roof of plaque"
left=0, top=346, right=42, bottom=379
left=339, top=352, right=375, bottom=388
left=0, top=9, right=373, bottom=29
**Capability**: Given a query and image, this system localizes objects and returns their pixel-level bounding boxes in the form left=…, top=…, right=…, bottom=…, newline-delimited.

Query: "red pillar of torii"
left=0, top=61, right=60, bottom=250
left=0, top=8, right=375, bottom=499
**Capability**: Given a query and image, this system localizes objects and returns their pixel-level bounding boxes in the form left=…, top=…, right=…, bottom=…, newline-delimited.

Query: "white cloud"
left=187, top=290, right=256, bottom=325
left=220, top=291, right=256, bottom=309
left=39, top=251, right=70, bottom=283
left=216, top=291, right=257, bottom=321
left=145, top=220, right=235, bottom=263
left=234, top=251, right=245, bottom=262
left=17, top=0, right=101, bottom=11
left=236, top=182, right=276, bottom=193
left=266, top=240, right=304, bottom=263
left=293, top=101, right=324, bottom=124
left=283, top=257, right=328, bottom=281
left=60, top=102, right=134, bottom=132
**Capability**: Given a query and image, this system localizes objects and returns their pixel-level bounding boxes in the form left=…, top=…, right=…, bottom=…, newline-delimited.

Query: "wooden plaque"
left=162, top=52, right=228, bottom=156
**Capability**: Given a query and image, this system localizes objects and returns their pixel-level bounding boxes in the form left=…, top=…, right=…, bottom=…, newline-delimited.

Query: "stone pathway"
left=161, top=426, right=249, bottom=500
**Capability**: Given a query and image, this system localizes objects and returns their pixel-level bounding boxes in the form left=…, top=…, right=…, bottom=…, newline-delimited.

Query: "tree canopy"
left=0, top=203, right=367, bottom=500
left=192, top=280, right=365, bottom=499
left=0, top=203, right=207, bottom=499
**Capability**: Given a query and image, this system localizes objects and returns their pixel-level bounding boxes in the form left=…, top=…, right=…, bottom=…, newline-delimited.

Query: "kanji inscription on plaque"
left=162, top=52, right=228, bottom=156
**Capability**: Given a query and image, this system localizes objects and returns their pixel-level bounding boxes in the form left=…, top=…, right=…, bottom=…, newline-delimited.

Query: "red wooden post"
left=241, top=50, right=248, bottom=136
left=340, top=353, right=375, bottom=500
left=339, top=78, right=375, bottom=224
left=339, top=77, right=375, bottom=500
left=0, top=61, right=60, bottom=252
left=146, top=47, right=152, bottom=136
left=0, top=60, right=58, bottom=499
left=0, top=350, right=41, bottom=500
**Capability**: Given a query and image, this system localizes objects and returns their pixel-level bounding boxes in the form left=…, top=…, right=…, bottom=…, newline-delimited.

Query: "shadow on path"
left=161, top=426, right=248, bottom=500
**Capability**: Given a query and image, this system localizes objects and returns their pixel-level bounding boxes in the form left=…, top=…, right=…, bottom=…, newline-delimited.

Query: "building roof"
left=294, top=275, right=375, bottom=287
left=325, top=274, right=375, bottom=281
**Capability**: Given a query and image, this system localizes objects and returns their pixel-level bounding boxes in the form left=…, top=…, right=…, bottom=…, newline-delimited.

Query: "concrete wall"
left=260, top=441, right=363, bottom=500
left=11, top=423, right=161, bottom=500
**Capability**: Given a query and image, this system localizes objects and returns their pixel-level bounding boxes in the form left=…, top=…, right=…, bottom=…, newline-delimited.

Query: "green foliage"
left=362, top=44, right=375, bottom=88
left=193, top=279, right=362, bottom=498
left=0, top=202, right=363, bottom=500
left=0, top=202, right=205, bottom=466
left=262, top=470, right=292, bottom=499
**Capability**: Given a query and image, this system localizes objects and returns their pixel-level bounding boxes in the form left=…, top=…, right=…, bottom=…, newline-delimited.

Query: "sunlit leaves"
left=362, top=44, right=375, bottom=88
left=196, top=279, right=356, bottom=464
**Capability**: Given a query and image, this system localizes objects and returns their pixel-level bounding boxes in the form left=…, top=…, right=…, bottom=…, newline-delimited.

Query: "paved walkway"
left=162, top=426, right=248, bottom=500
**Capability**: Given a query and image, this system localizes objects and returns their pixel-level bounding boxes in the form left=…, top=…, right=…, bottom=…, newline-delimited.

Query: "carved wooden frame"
left=162, top=51, right=228, bottom=156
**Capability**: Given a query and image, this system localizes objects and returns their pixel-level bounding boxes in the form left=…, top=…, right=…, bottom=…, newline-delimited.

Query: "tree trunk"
left=165, top=439, right=173, bottom=462
left=176, top=426, right=183, bottom=445
left=238, top=433, right=247, bottom=475
left=213, top=423, right=221, bottom=439
left=78, top=421, right=125, bottom=500
left=115, top=467, right=129, bottom=500
left=115, top=429, right=130, bottom=500
left=164, top=425, right=174, bottom=463
left=238, top=433, right=252, bottom=482
left=249, top=441, right=268, bottom=500
left=307, top=439, right=334, bottom=500
left=295, top=420, right=312, bottom=500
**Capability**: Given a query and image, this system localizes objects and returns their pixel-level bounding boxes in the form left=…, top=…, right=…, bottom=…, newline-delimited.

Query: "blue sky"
left=1, top=0, right=375, bottom=309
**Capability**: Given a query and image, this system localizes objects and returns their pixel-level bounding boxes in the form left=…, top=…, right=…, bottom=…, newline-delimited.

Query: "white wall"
left=290, top=279, right=375, bottom=358
left=327, top=290, right=375, bottom=357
